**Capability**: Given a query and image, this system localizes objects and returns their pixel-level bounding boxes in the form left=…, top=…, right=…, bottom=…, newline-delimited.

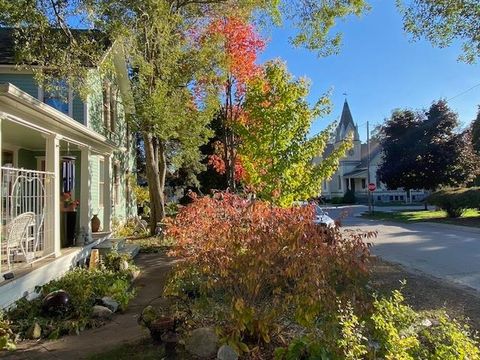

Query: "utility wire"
left=447, top=82, right=480, bottom=102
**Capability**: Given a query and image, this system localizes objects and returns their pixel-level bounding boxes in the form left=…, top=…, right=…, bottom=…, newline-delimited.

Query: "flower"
left=63, top=192, right=79, bottom=208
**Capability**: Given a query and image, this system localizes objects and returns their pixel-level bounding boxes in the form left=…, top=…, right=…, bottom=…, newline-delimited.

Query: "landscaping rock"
left=119, top=259, right=130, bottom=271
left=420, top=318, right=433, bottom=327
left=26, top=322, right=42, bottom=339
left=92, top=305, right=113, bottom=319
left=101, top=296, right=119, bottom=313
left=42, top=290, right=71, bottom=315
left=217, top=344, right=239, bottom=360
left=185, top=327, right=218, bottom=359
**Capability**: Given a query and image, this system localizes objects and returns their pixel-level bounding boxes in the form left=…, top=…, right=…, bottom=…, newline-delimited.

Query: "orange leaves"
left=207, top=17, right=265, bottom=86
left=165, top=193, right=373, bottom=347
left=208, top=153, right=226, bottom=174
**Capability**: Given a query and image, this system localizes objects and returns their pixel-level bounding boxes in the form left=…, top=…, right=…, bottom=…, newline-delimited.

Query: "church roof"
left=335, top=100, right=360, bottom=142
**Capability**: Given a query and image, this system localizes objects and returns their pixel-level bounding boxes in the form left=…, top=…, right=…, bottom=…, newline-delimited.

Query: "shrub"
left=276, top=289, right=480, bottom=360
left=330, top=196, right=345, bottom=204
left=112, top=217, right=148, bottom=238
left=7, top=267, right=135, bottom=339
left=428, top=187, right=480, bottom=218
left=343, top=189, right=356, bottom=204
left=165, top=193, right=374, bottom=351
left=0, top=312, right=16, bottom=351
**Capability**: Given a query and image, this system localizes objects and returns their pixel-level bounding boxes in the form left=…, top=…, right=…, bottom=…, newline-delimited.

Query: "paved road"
left=322, top=205, right=480, bottom=291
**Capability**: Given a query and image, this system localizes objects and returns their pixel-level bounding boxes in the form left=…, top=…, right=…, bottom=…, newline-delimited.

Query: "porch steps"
left=92, top=238, right=140, bottom=259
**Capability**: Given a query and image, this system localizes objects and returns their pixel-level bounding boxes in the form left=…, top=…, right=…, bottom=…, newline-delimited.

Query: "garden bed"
left=133, top=193, right=480, bottom=359
left=370, top=256, right=480, bottom=331
left=0, top=252, right=138, bottom=351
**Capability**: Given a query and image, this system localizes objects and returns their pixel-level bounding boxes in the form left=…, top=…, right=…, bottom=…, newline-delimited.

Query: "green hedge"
left=427, top=187, right=480, bottom=218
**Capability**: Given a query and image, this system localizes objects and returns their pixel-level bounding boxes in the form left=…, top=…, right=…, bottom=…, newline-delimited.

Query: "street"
left=323, top=205, right=480, bottom=291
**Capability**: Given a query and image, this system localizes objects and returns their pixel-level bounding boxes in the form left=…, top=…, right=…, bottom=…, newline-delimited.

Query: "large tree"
left=237, top=60, right=351, bottom=206
left=472, top=107, right=480, bottom=154
left=397, top=0, right=480, bottom=63
left=378, top=100, right=479, bottom=193
left=204, top=17, right=265, bottom=191
left=0, top=0, right=370, bottom=233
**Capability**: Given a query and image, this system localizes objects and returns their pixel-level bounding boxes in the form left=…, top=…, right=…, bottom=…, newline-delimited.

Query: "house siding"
left=18, top=148, right=38, bottom=170
left=86, top=72, right=104, bottom=135
left=0, top=73, right=38, bottom=98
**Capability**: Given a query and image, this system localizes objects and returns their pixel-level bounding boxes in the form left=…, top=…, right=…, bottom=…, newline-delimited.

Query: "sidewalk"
left=4, top=253, right=178, bottom=360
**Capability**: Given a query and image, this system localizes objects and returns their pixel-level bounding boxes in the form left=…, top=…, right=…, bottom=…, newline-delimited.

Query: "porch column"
left=45, top=134, right=61, bottom=257
left=103, top=154, right=112, bottom=232
left=0, top=115, right=2, bottom=167
left=79, top=146, right=92, bottom=234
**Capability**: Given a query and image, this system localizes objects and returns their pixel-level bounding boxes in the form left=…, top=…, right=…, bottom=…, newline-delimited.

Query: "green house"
left=0, top=28, right=136, bottom=308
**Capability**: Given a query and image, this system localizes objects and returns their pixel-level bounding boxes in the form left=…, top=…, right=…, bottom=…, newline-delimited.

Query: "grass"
left=363, top=209, right=480, bottom=228
left=87, top=340, right=165, bottom=360
left=126, top=236, right=174, bottom=253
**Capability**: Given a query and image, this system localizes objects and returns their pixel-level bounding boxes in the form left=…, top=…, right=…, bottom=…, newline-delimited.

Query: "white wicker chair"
left=4, top=212, right=36, bottom=269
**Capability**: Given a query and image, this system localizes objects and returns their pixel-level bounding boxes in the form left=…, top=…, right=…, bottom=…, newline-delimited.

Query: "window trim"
left=99, top=158, right=105, bottom=208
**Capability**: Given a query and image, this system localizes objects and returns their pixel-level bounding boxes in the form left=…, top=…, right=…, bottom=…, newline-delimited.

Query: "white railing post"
left=79, top=146, right=92, bottom=234
left=45, top=134, right=61, bottom=257
left=103, top=154, right=112, bottom=232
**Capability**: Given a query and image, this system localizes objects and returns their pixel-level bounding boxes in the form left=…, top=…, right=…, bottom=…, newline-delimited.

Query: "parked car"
left=294, top=201, right=336, bottom=228
left=314, top=205, right=335, bottom=228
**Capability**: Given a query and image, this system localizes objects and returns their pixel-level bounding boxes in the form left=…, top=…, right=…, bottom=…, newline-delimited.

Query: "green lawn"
left=87, top=340, right=166, bottom=360
left=363, top=209, right=480, bottom=228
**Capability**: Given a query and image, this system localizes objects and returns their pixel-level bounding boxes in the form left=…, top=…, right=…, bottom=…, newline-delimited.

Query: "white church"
left=315, top=100, right=427, bottom=203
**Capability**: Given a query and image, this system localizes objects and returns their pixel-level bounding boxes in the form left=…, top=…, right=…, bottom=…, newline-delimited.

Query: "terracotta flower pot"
left=91, top=214, right=101, bottom=233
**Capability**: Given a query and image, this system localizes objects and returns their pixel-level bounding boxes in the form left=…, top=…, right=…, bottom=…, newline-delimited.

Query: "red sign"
left=368, top=183, right=376, bottom=192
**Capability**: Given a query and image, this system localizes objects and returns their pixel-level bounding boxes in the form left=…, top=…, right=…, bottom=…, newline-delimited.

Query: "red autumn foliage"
left=166, top=193, right=375, bottom=346
left=202, top=17, right=265, bottom=187
left=208, top=149, right=246, bottom=181
left=207, top=17, right=265, bottom=89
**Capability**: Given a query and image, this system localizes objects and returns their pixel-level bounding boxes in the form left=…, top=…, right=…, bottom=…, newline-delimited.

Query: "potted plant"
left=62, top=192, right=79, bottom=212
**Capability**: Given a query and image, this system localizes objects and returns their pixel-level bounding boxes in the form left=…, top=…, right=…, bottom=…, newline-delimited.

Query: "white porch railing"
left=1, top=167, right=55, bottom=274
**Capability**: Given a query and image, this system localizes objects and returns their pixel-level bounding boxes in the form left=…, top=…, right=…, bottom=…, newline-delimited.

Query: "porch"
left=0, top=83, right=116, bottom=286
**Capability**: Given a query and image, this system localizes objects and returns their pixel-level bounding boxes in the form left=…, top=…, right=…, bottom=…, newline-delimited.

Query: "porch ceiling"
left=2, top=119, right=45, bottom=149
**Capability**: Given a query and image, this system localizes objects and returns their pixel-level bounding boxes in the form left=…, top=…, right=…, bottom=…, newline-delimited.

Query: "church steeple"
left=335, top=99, right=360, bottom=142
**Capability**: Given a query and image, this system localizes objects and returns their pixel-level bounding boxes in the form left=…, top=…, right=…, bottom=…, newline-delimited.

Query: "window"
left=99, top=158, right=105, bottom=208
left=361, top=179, right=366, bottom=189
left=43, top=79, right=70, bottom=115
left=338, top=175, right=341, bottom=190
left=377, top=196, right=381, bottom=201
left=110, top=87, right=117, bottom=133
left=103, top=81, right=117, bottom=134
left=113, top=163, right=120, bottom=206
left=61, top=157, right=76, bottom=193
left=2, top=150, right=13, bottom=166
left=323, top=180, right=327, bottom=190
left=103, top=81, right=111, bottom=133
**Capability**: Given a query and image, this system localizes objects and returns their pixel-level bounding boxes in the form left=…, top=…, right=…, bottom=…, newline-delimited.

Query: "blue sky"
left=259, top=0, right=480, bottom=141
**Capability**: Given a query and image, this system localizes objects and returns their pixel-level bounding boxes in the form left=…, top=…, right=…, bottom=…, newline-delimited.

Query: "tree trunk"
left=143, top=132, right=165, bottom=235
